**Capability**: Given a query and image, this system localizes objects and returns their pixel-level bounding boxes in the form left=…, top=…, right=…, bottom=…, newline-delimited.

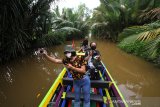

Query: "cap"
left=64, top=45, right=75, bottom=53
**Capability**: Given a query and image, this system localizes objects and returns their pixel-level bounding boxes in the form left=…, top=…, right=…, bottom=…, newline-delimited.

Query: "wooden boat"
left=39, top=61, right=128, bottom=107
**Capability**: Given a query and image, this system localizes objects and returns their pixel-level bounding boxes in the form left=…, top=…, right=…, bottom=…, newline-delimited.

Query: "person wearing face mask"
left=41, top=45, right=90, bottom=107
left=78, top=36, right=89, bottom=52
left=85, top=42, right=101, bottom=80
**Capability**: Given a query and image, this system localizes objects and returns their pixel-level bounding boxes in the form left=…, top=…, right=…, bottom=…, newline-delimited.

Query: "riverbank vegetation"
left=0, top=0, right=90, bottom=63
left=1, top=0, right=160, bottom=65
left=91, top=0, right=160, bottom=65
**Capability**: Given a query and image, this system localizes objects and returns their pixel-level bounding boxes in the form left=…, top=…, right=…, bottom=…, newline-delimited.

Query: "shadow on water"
left=0, top=38, right=160, bottom=106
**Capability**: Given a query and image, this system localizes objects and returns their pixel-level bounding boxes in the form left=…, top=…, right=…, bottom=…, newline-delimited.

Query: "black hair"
left=82, top=39, right=88, bottom=46
left=90, top=42, right=96, bottom=47
left=71, top=51, right=76, bottom=57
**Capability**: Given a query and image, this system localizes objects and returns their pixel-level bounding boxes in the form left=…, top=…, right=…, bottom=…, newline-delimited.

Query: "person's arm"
left=85, top=54, right=91, bottom=61
left=43, top=50, right=63, bottom=64
left=45, top=54, right=63, bottom=64
left=96, top=50, right=101, bottom=60
left=85, top=50, right=92, bottom=61
left=78, top=48, right=83, bottom=52
left=65, top=64, right=86, bottom=73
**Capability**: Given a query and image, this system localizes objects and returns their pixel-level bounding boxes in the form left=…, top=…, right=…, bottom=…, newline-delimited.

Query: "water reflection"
left=0, top=89, right=7, bottom=105
left=4, top=67, right=14, bottom=84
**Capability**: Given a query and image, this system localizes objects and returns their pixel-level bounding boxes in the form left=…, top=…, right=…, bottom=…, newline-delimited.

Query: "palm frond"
left=56, top=20, right=74, bottom=29
left=91, top=22, right=108, bottom=29
left=119, top=21, right=160, bottom=41
left=137, top=28, right=160, bottom=41
left=145, top=36, right=160, bottom=58
left=59, top=27, right=81, bottom=32
left=139, top=7, right=160, bottom=22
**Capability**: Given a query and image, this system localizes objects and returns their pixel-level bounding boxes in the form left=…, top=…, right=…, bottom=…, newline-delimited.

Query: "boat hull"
left=39, top=62, right=128, bottom=107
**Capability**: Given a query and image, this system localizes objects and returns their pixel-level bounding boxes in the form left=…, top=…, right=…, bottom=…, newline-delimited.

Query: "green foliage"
left=36, top=31, right=66, bottom=47
left=145, top=36, right=160, bottom=59
left=0, top=0, right=56, bottom=62
left=90, top=0, right=160, bottom=64
left=0, top=1, right=91, bottom=63
left=118, top=21, right=160, bottom=41
left=118, top=21, right=160, bottom=64
left=91, top=0, right=160, bottom=41
left=118, top=37, right=160, bottom=61
left=118, top=39, right=148, bottom=58
left=57, top=27, right=81, bottom=40
left=51, top=4, right=91, bottom=40
left=91, top=22, right=109, bottom=38
left=139, top=7, right=160, bottom=23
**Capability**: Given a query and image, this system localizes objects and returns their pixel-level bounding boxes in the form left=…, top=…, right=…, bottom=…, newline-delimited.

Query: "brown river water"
left=0, top=38, right=160, bottom=107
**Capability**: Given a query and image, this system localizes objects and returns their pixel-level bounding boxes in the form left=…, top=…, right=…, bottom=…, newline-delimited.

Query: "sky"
left=51, top=0, right=100, bottom=11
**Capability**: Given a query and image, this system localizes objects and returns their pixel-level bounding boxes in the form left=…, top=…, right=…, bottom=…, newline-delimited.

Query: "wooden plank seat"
left=63, top=77, right=112, bottom=88
left=65, top=92, right=104, bottom=102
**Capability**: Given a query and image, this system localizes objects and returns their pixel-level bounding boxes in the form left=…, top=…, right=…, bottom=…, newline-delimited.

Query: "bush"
left=35, top=31, right=66, bottom=47
left=118, top=39, right=160, bottom=66
left=118, top=41, right=148, bottom=58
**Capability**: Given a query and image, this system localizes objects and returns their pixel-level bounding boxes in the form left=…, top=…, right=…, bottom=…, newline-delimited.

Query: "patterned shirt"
left=63, top=55, right=87, bottom=80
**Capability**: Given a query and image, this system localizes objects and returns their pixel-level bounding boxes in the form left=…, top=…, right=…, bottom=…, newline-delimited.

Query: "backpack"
left=89, top=50, right=102, bottom=80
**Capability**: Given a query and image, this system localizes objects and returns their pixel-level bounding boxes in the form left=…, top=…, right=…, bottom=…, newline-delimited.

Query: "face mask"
left=65, top=52, right=71, bottom=58
left=91, top=46, right=96, bottom=50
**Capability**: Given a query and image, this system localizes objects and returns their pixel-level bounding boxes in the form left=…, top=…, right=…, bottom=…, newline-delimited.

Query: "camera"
left=39, top=48, right=45, bottom=54
left=40, top=49, right=44, bottom=53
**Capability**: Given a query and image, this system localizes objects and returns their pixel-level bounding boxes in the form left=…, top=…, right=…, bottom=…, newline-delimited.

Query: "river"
left=0, top=38, right=160, bottom=107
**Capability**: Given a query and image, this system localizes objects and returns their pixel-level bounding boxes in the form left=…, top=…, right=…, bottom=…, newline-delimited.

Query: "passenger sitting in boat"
left=78, top=36, right=89, bottom=52
left=41, top=45, right=90, bottom=107
left=85, top=42, right=101, bottom=80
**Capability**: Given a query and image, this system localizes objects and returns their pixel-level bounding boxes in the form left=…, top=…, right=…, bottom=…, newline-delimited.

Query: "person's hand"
left=78, top=47, right=83, bottom=52
left=38, top=48, right=47, bottom=56
left=42, top=49, right=47, bottom=56
left=94, top=55, right=101, bottom=60
left=89, top=50, right=93, bottom=56
left=65, top=63, right=73, bottom=69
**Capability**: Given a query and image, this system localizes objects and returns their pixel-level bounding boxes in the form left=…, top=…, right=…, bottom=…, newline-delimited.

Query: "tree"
left=0, top=1, right=91, bottom=63
left=0, top=0, right=57, bottom=62
left=91, top=0, right=160, bottom=41
left=50, top=4, right=91, bottom=40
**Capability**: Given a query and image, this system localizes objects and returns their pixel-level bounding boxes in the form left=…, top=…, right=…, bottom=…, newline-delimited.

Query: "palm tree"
left=119, top=21, right=160, bottom=59
left=139, top=7, right=160, bottom=23
left=0, top=1, right=90, bottom=63
left=32, top=3, right=91, bottom=47
left=50, top=4, right=91, bottom=40
left=91, top=0, right=159, bottom=41
left=0, top=0, right=57, bottom=62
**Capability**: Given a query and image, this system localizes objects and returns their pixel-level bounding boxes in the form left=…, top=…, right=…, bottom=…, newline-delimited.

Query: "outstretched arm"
left=43, top=50, right=63, bottom=64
